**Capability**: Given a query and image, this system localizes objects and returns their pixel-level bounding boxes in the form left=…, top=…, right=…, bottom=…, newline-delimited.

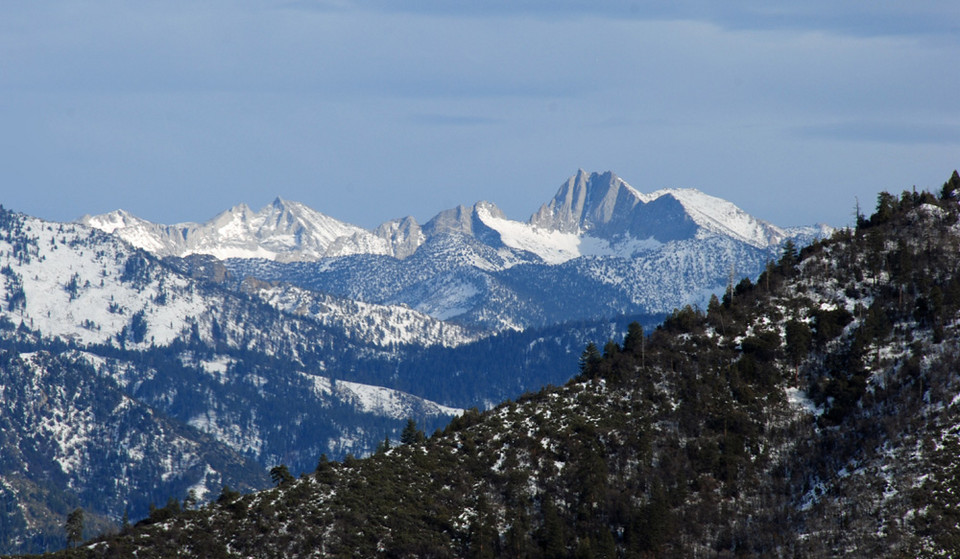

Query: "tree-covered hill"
left=23, top=171, right=960, bottom=558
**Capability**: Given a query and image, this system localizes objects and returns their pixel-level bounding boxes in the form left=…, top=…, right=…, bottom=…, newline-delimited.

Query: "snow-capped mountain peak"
left=78, top=209, right=148, bottom=234
left=81, top=199, right=383, bottom=262
left=529, top=169, right=642, bottom=234
left=82, top=170, right=813, bottom=265
left=529, top=170, right=792, bottom=249
left=645, top=187, right=788, bottom=248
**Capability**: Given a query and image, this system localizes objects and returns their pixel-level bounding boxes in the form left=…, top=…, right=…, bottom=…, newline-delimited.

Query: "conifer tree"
left=578, top=342, right=602, bottom=376
left=217, top=485, right=240, bottom=503
left=400, top=418, right=426, bottom=445
left=65, top=508, right=84, bottom=548
left=779, top=239, right=798, bottom=275
left=270, top=464, right=295, bottom=486
left=941, top=170, right=960, bottom=199
left=315, top=454, right=336, bottom=484
left=623, top=322, right=644, bottom=355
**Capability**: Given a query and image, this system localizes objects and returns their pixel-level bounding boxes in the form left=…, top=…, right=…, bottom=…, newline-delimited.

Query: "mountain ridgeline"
left=83, top=170, right=828, bottom=332
left=32, top=171, right=960, bottom=558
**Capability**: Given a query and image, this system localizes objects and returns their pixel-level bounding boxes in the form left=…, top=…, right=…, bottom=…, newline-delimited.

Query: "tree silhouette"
left=400, top=418, right=426, bottom=445
left=270, top=464, right=295, bottom=486
left=65, top=508, right=84, bottom=548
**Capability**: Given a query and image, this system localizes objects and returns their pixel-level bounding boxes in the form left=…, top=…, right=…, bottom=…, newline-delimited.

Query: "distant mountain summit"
left=81, top=197, right=385, bottom=262
left=530, top=169, right=797, bottom=247
left=531, top=169, right=652, bottom=234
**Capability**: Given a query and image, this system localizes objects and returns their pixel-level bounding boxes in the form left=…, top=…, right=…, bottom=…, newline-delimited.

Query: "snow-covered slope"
left=1, top=221, right=211, bottom=349
left=0, top=348, right=269, bottom=553
left=241, top=279, right=478, bottom=348
left=300, top=374, right=463, bottom=419
left=476, top=203, right=663, bottom=265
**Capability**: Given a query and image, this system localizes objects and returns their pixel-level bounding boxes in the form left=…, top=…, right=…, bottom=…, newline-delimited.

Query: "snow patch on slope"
left=476, top=206, right=582, bottom=264
left=303, top=374, right=463, bottom=419
left=476, top=204, right=664, bottom=264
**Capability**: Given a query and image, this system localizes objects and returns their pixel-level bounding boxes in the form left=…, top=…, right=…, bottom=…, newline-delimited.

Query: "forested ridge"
left=18, top=171, right=960, bottom=558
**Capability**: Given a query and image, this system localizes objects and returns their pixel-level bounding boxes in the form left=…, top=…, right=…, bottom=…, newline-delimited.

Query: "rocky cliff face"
left=530, top=169, right=648, bottom=235
left=529, top=169, right=795, bottom=247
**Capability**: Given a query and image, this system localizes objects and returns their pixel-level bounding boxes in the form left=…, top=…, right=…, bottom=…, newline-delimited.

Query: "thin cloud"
left=411, top=114, right=502, bottom=127
left=797, top=121, right=960, bottom=145
left=294, top=0, right=960, bottom=38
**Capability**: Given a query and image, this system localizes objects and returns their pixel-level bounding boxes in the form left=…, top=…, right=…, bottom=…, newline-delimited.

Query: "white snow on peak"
left=79, top=209, right=145, bottom=234
left=476, top=205, right=583, bottom=264
left=527, top=171, right=792, bottom=250
left=475, top=204, right=663, bottom=264
left=81, top=172, right=817, bottom=265
left=649, top=188, right=787, bottom=248
left=81, top=199, right=391, bottom=262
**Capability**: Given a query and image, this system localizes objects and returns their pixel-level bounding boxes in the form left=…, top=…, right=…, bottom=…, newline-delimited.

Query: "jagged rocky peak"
left=374, top=215, right=424, bottom=259
left=529, top=169, right=642, bottom=234
left=207, top=202, right=255, bottom=230
left=423, top=201, right=506, bottom=237
left=529, top=170, right=792, bottom=248
left=243, top=197, right=362, bottom=242
left=262, top=197, right=319, bottom=229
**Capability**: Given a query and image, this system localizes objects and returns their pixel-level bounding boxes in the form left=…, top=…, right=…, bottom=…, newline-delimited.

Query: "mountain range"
left=0, top=170, right=829, bottom=553
left=82, top=170, right=823, bottom=263
left=82, top=170, right=804, bottom=262
left=82, top=170, right=830, bottom=332
left=30, top=171, right=960, bottom=558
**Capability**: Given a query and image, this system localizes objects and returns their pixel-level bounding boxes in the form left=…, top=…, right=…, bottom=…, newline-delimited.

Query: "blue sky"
left=1, top=1, right=958, bottom=229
